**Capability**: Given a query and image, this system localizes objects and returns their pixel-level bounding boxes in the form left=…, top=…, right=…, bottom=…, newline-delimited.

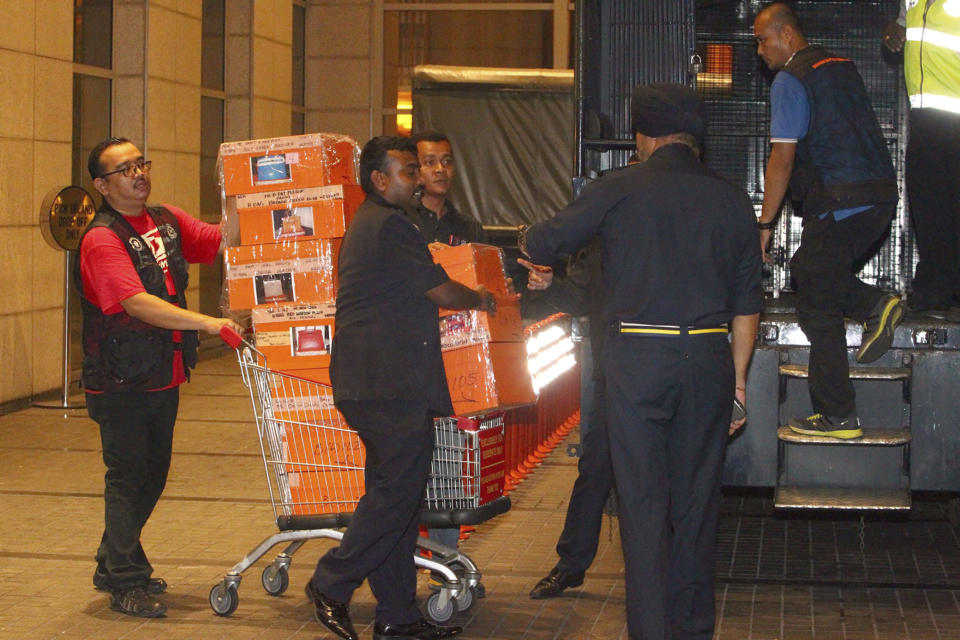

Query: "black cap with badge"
left=631, top=83, right=707, bottom=143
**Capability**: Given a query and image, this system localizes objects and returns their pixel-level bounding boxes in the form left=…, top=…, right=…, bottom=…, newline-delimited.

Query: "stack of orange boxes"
left=218, top=133, right=364, bottom=514
left=430, top=243, right=537, bottom=417
left=220, top=133, right=363, bottom=377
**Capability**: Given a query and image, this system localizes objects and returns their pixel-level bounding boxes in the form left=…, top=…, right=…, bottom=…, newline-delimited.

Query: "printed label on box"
left=252, top=302, right=336, bottom=323
left=225, top=256, right=328, bottom=280
left=220, top=136, right=326, bottom=156
left=235, top=185, right=356, bottom=210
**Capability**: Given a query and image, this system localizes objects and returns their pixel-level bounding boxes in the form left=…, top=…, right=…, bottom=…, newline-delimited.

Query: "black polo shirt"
left=524, top=143, right=763, bottom=327
left=330, top=192, right=453, bottom=414
left=409, top=199, right=486, bottom=246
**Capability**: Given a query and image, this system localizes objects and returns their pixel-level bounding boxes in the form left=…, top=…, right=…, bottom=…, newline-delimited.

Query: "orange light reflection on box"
left=442, top=341, right=536, bottom=417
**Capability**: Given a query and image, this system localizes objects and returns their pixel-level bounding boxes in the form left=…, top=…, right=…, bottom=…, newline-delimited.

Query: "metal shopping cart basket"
left=210, top=328, right=510, bottom=621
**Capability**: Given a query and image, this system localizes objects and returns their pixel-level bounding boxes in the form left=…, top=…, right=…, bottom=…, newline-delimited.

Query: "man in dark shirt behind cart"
left=305, top=135, right=495, bottom=640
left=521, top=83, right=762, bottom=640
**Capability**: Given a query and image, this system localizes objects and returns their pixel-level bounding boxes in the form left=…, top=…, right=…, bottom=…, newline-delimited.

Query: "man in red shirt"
left=78, top=137, right=240, bottom=617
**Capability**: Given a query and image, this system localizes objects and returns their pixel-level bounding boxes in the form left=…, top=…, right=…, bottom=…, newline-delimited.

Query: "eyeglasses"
left=100, top=159, right=152, bottom=179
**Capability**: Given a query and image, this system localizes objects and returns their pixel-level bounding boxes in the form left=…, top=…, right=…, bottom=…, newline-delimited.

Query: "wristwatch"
left=757, top=219, right=776, bottom=230
left=517, top=224, right=530, bottom=257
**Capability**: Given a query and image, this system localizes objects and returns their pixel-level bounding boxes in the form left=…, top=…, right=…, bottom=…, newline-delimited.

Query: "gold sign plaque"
left=39, top=186, right=98, bottom=251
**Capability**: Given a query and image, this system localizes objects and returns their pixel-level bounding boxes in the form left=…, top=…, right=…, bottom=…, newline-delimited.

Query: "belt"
left=617, top=321, right=728, bottom=336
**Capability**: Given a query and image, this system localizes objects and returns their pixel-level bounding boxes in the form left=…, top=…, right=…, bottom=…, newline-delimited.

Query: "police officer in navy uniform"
left=521, top=84, right=762, bottom=640
left=304, top=136, right=495, bottom=640
left=520, top=241, right=614, bottom=600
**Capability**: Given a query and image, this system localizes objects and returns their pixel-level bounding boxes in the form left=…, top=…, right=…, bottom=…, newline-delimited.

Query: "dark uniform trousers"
left=311, top=398, right=433, bottom=625
left=554, top=374, right=613, bottom=575
left=87, top=387, right=179, bottom=590
left=906, top=108, right=960, bottom=309
left=789, top=203, right=895, bottom=418
left=604, top=330, right=733, bottom=640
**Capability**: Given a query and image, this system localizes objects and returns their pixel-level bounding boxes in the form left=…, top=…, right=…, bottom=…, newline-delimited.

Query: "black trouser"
left=311, top=399, right=433, bottom=625
left=604, top=330, right=733, bottom=640
left=789, top=204, right=895, bottom=418
left=554, top=374, right=612, bottom=576
left=87, top=387, right=179, bottom=592
left=907, top=108, right=960, bottom=308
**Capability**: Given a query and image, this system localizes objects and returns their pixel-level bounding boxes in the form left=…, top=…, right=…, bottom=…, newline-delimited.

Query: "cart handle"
left=220, top=325, right=245, bottom=349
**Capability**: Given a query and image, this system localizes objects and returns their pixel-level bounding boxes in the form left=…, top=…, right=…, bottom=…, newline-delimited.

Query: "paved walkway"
left=2, top=351, right=960, bottom=639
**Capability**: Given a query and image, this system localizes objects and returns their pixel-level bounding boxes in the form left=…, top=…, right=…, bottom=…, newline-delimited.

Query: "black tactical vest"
left=783, top=46, right=898, bottom=217
left=74, top=204, right=199, bottom=392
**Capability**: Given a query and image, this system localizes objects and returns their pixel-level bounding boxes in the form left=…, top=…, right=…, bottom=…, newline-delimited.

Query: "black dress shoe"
left=94, top=569, right=167, bottom=594
left=373, top=618, right=462, bottom=639
left=110, top=586, right=167, bottom=618
left=529, top=566, right=584, bottom=599
left=304, top=581, right=358, bottom=640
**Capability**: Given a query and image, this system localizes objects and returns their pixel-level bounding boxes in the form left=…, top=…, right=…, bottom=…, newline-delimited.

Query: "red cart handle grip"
left=220, top=325, right=244, bottom=349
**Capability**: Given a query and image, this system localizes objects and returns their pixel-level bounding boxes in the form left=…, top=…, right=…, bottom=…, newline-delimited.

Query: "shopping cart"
left=210, top=327, right=511, bottom=621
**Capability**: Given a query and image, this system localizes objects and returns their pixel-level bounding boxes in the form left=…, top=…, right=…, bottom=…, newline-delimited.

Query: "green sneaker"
left=789, top=413, right=863, bottom=439
left=857, top=294, right=905, bottom=363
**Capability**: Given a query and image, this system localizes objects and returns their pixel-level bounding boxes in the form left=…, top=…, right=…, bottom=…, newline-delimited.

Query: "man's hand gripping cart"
left=210, top=327, right=511, bottom=621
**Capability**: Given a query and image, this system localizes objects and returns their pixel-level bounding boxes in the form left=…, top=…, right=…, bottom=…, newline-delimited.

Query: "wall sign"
left=39, top=186, right=97, bottom=251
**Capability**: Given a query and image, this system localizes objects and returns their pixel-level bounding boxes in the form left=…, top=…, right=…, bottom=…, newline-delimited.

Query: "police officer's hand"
left=730, top=386, right=747, bottom=435
left=474, top=285, right=497, bottom=316
left=760, top=229, right=774, bottom=264
left=517, top=258, right=554, bottom=290
left=883, top=21, right=906, bottom=53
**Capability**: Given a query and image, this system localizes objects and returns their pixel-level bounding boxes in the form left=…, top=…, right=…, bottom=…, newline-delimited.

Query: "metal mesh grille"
left=580, top=0, right=696, bottom=174
left=695, top=0, right=913, bottom=295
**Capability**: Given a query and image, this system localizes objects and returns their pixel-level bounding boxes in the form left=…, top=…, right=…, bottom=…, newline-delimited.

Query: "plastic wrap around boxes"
left=219, top=133, right=360, bottom=381
left=217, top=136, right=528, bottom=515
left=431, top=243, right=536, bottom=417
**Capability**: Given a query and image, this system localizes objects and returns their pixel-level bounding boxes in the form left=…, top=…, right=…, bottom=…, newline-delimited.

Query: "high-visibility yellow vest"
left=905, top=0, right=960, bottom=113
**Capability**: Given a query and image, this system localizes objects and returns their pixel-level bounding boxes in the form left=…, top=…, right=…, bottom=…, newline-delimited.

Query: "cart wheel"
left=426, top=592, right=455, bottom=623
left=261, top=565, right=289, bottom=596
left=475, top=582, right=486, bottom=599
left=453, top=585, right=474, bottom=612
left=209, top=583, right=239, bottom=616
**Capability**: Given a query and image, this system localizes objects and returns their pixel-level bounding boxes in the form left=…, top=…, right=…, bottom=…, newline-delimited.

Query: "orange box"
left=286, top=469, right=365, bottom=515
left=252, top=302, right=336, bottom=371
left=442, top=341, right=536, bottom=416
left=439, top=296, right=524, bottom=348
left=230, top=184, right=365, bottom=245
left=277, top=367, right=331, bottom=387
left=225, top=238, right=340, bottom=310
left=283, top=421, right=365, bottom=472
left=219, top=134, right=359, bottom=196
left=430, top=243, right=512, bottom=296
left=430, top=243, right=524, bottom=345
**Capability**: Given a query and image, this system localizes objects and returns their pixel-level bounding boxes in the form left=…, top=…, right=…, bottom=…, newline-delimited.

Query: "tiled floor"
left=2, top=351, right=960, bottom=639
